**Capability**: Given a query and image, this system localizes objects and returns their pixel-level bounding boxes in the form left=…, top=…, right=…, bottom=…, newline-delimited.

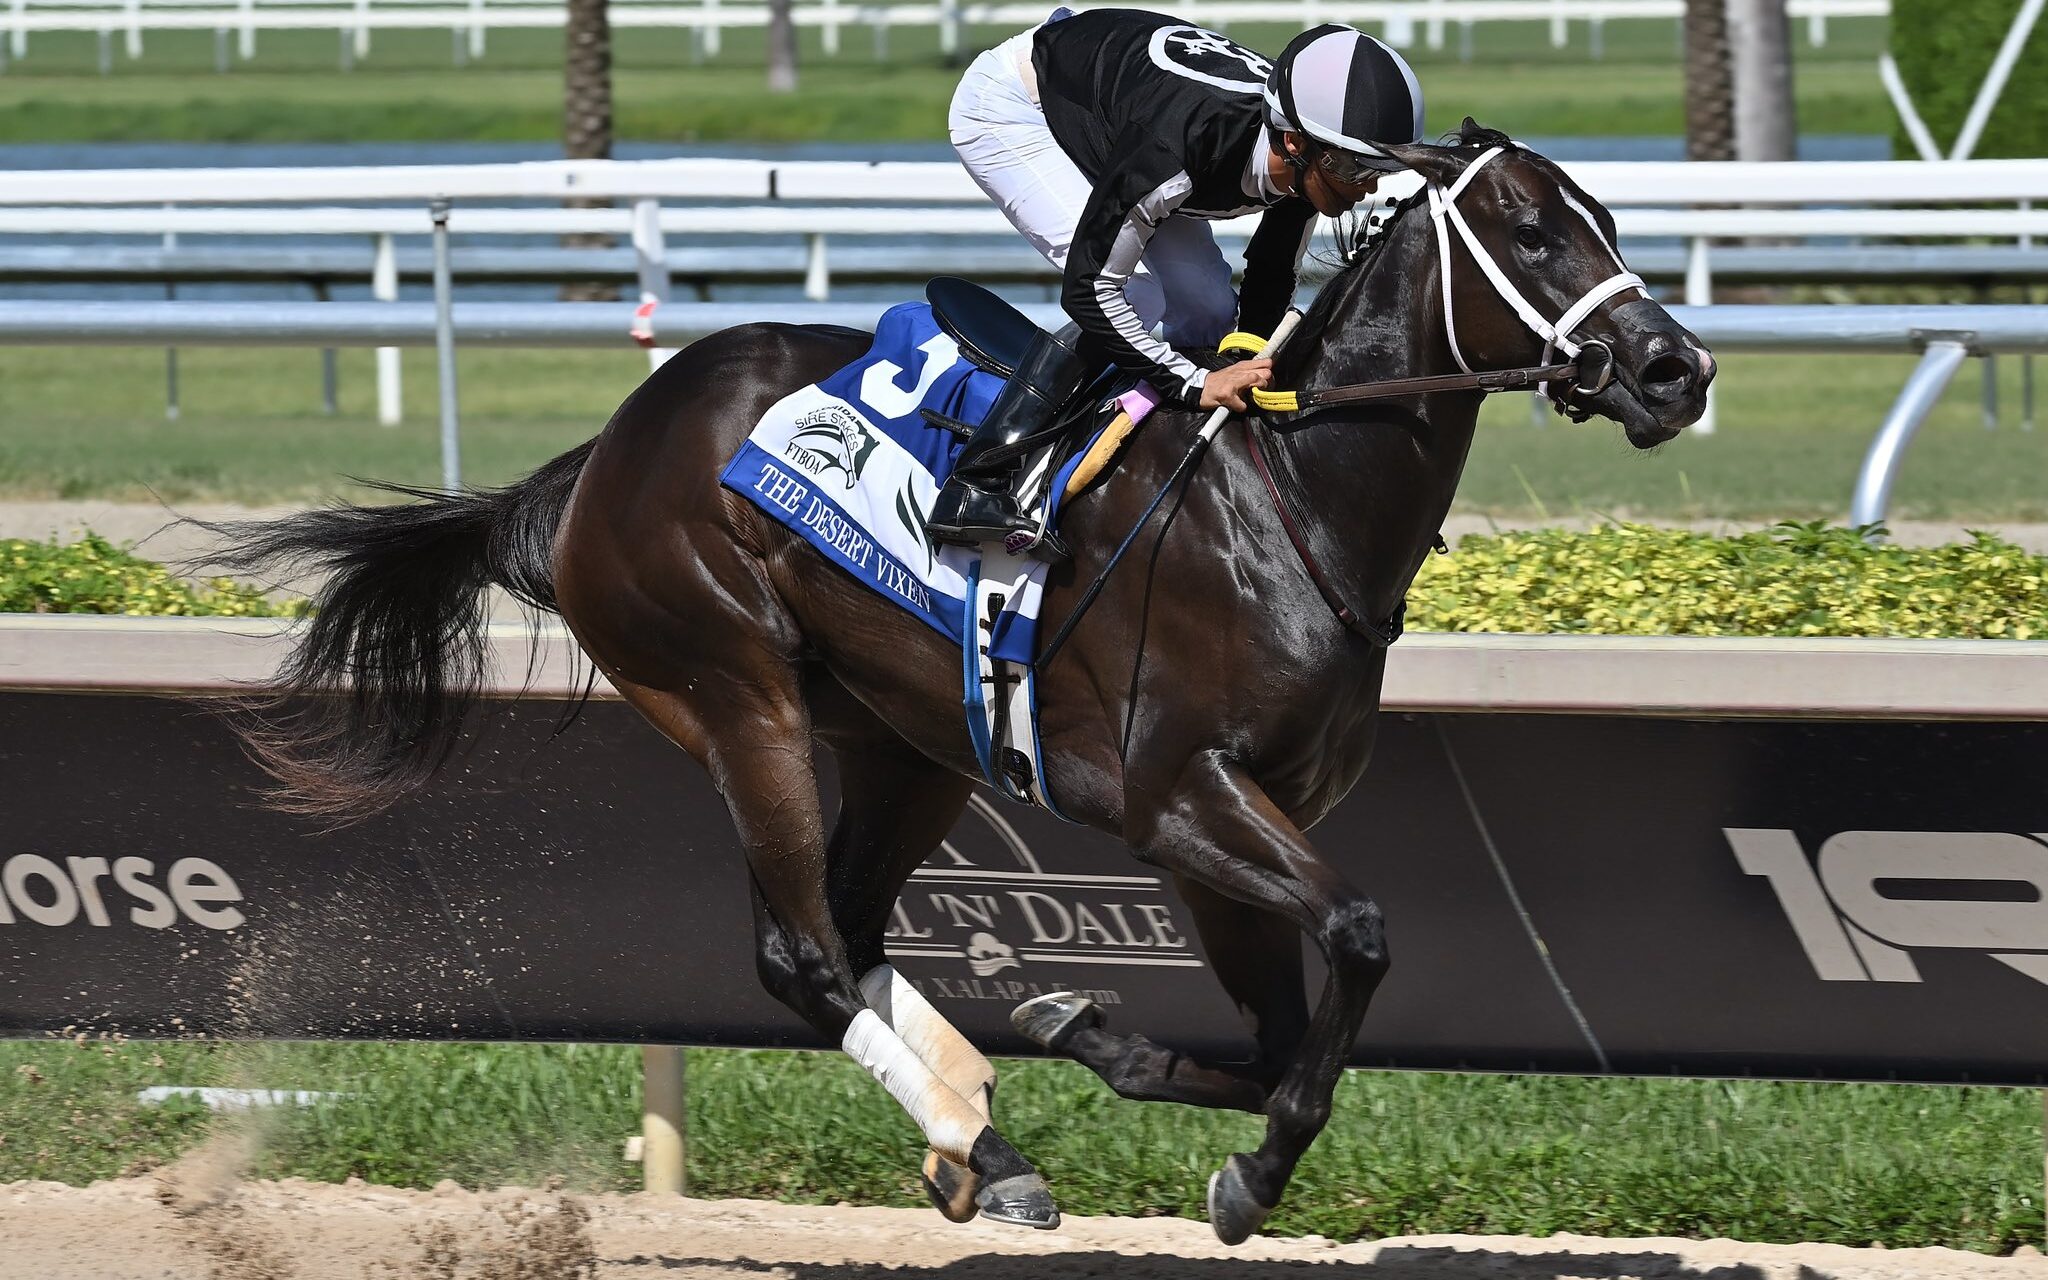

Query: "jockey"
left=926, top=8, right=1427, bottom=552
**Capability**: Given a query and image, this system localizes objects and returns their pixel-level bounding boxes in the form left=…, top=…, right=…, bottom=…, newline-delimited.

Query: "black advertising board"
left=2, top=691, right=2045, bottom=1085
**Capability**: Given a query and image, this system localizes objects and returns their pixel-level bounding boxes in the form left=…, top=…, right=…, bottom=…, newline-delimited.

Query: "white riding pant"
left=947, top=26, right=1238, bottom=350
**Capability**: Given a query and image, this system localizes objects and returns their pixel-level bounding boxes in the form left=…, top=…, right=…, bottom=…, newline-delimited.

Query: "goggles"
left=1313, top=145, right=1405, bottom=186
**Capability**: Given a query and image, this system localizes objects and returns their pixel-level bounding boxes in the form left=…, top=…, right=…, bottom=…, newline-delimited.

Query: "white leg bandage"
left=842, top=1008, right=988, bottom=1164
left=860, top=965, right=997, bottom=1119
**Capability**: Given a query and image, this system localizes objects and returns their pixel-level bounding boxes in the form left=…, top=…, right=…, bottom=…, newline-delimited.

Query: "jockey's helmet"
left=1264, top=25, right=1425, bottom=183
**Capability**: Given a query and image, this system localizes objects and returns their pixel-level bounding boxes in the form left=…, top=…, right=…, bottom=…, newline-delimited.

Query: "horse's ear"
left=1380, top=142, right=1468, bottom=188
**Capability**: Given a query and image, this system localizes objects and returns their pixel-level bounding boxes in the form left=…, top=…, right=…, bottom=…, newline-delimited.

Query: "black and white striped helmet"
left=1264, top=25, right=1425, bottom=172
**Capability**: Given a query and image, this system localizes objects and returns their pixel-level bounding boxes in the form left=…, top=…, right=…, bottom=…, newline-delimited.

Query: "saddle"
left=928, top=275, right=1038, bottom=380
left=922, top=277, right=1149, bottom=507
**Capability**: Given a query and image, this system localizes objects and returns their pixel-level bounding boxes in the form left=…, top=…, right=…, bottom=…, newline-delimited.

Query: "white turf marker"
left=642, top=1044, right=687, bottom=1194
left=136, top=1086, right=340, bottom=1111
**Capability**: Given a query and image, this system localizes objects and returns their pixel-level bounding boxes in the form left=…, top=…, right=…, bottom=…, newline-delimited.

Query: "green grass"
left=0, top=19, right=1894, bottom=143
left=1463, top=350, right=2048, bottom=522
left=6, top=344, right=2047, bottom=521
left=1, top=1036, right=2040, bottom=1250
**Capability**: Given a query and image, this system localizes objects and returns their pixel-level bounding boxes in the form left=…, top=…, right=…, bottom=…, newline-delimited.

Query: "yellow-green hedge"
left=1409, top=522, right=2046, bottom=639
left=6, top=525, right=2045, bottom=639
left=0, top=533, right=297, bottom=617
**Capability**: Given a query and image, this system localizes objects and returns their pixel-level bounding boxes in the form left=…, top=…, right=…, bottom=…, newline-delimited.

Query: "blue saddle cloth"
left=719, top=301, right=1101, bottom=666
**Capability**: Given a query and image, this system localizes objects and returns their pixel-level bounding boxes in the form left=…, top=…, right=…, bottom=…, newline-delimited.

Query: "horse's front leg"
left=1127, top=750, right=1390, bottom=1245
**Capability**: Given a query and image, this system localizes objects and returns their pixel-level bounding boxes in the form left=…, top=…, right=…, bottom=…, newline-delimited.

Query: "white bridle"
left=1423, top=146, right=1647, bottom=398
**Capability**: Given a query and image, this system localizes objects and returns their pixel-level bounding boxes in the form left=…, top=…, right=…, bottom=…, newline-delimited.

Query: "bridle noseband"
left=1253, top=144, right=1641, bottom=422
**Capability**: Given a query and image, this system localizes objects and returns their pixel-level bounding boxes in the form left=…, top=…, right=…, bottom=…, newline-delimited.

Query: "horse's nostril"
left=1638, top=353, right=1695, bottom=404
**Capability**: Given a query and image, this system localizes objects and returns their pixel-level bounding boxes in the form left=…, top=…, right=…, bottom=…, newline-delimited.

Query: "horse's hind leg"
left=614, top=671, right=1057, bottom=1229
left=814, top=707, right=995, bottom=1224
left=1015, top=875, right=1309, bottom=1115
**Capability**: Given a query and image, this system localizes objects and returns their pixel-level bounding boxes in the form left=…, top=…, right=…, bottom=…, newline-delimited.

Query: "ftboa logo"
left=1728, top=829, right=2048, bottom=988
left=786, top=405, right=879, bottom=490
left=884, top=796, right=1203, bottom=1001
left=1148, top=24, right=1271, bottom=94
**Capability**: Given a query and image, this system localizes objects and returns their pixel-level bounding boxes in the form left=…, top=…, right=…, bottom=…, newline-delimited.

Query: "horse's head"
left=1381, top=123, right=1714, bottom=447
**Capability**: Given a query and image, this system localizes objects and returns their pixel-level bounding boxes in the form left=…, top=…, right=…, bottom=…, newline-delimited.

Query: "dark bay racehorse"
left=211, top=125, right=1710, bottom=1243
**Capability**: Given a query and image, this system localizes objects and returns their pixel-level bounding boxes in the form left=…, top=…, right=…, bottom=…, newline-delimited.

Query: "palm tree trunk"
left=562, top=0, right=616, bottom=301
left=767, top=0, right=798, bottom=93
left=1684, top=0, right=1735, bottom=161
left=1728, top=0, right=1797, bottom=161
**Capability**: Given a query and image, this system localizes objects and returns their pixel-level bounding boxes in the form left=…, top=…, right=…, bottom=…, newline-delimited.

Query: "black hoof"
left=1206, top=1154, right=1275, bottom=1246
left=921, top=1149, right=982, bottom=1224
left=1010, top=991, right=1104, bottom=1052
left=975, top=1173, right=1061, bottom=1230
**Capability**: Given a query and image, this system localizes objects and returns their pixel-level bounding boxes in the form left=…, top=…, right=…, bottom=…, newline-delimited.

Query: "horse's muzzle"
left=1603, top=301, right=1715, bottom=446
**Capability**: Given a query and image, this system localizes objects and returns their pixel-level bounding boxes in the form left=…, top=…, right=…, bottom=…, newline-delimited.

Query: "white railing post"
left=124, top=0, right=141, bottom=58
left=374, top=232, right=402, bottom=426
left=1425, top=0, right=1444, bottom=50
left=1385, top=5, right=1414, bottom=47
left=822, top=0, right=840, bottom=56
left=354, top=0, right=370, bottom=58
left=2025, top=198, right=2037, bottom=432
left=705, top=0, right=720, bottom=57
left=10, top=0, right=27, bottom=60
left=1686, top=236, right=1716, bottom=435
left=1808, top=10, right=1825, bottom=45
left=1549, top=0, right=1567, bottom=47
left=163, top=214, right=179, bottom=422
left=469, top=0, right=485, bottom=59
left=940, top=0, right=959, bottom=59
left=237, top=0, right=253, bottom=60
left=430, top=199, right=462, bottom=491
left=632, top=197, right=677, bottom=367
left=804, top=232, right=830, bottom=300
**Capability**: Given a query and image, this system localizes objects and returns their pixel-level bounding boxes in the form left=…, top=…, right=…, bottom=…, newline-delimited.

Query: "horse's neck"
left=1263, top=217, right=1483, bottom=626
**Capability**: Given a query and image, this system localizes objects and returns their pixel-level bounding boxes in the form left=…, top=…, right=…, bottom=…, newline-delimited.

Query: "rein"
left=1251, top=348, right=1607, bottom=424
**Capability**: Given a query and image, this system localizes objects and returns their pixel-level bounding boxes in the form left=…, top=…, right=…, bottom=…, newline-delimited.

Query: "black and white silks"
left=1028, top=9, right=1319, bottom=406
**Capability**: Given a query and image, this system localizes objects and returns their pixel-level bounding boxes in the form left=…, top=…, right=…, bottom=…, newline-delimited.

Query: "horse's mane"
left=1274, top=119, right=1519, bottom=379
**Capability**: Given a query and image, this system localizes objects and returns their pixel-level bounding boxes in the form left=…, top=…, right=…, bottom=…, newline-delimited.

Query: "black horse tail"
left=202, top=439, right=596, bottom=820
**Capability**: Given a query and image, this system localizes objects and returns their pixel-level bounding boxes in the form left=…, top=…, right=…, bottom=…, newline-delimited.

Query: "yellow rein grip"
left=1223, top=332, right=1297, bottom=410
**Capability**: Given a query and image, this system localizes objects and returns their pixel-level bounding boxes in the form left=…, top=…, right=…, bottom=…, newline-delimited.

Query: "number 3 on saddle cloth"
left=719, top=299, right=1140, bottom=816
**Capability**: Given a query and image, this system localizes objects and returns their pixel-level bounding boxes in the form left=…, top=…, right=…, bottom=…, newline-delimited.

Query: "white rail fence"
left=5, top=156, right=2046, bottom=431
left=1, top=0, right=1887, bottom=67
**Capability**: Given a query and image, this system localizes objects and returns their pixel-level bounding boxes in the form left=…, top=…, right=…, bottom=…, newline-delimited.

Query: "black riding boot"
left=926, top=325, right=1095, bottom=555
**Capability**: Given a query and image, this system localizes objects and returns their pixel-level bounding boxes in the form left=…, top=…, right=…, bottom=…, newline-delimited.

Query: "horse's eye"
left=1514, top=224, right=1545, bottom=251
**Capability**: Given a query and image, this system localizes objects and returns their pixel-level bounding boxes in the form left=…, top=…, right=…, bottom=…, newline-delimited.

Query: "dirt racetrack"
left=5, top=1158, right=2046, bottom=1280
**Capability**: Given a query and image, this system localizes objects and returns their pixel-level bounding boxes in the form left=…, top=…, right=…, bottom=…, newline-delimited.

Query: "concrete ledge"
left=5, top=615, right=2046, bottom=720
